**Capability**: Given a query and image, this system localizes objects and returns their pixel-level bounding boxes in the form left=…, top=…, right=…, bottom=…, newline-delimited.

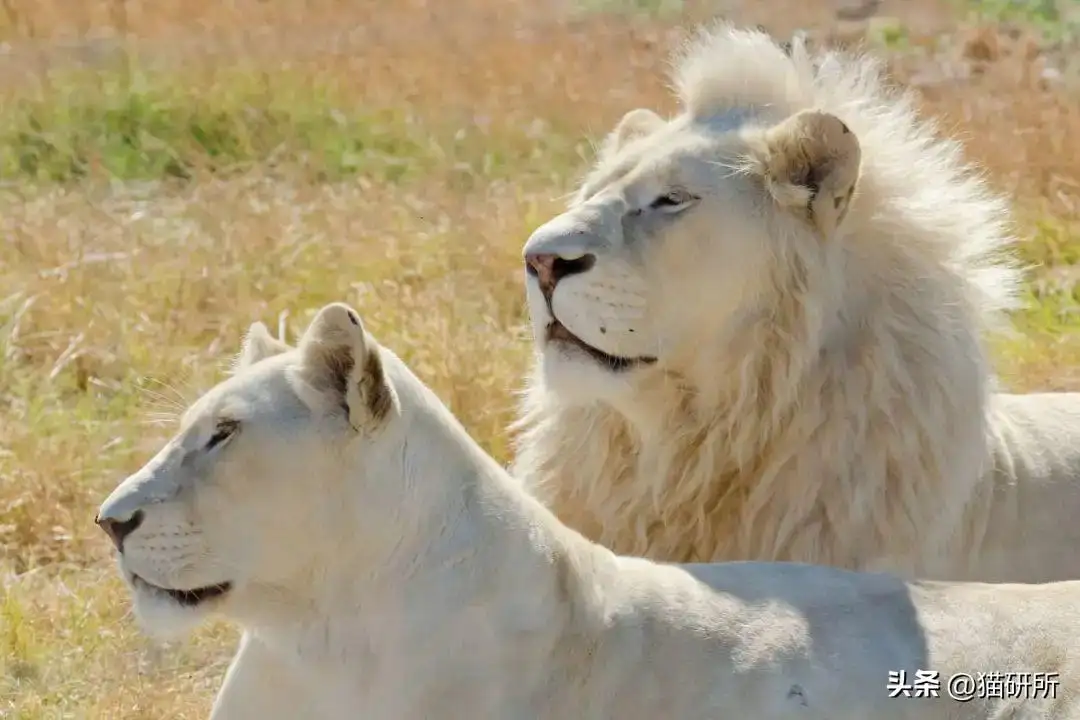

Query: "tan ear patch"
left=297, top=303, right=398, bottom=430
left=750, top=110, right=862, bottom=237
left=359, top=349, right=395, bottom=425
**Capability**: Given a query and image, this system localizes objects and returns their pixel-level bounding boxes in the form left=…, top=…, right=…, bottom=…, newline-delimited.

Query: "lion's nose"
left=95, top=509, right=145, bottom=552
left=525, top=253, right=596, bottom=297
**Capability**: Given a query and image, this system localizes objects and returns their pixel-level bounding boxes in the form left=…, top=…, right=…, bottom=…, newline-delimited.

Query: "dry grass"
left=3, top=0, right=1080, bottom=716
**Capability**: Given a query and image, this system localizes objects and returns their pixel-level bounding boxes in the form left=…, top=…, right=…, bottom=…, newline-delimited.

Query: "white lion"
left=512, top=21, right=1080, bottom=581
left=97, top=302, right=1080, bottom=719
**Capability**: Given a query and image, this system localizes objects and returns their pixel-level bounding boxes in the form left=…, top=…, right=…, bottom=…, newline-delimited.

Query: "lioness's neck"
left=255, top=369, right=613, bottom=678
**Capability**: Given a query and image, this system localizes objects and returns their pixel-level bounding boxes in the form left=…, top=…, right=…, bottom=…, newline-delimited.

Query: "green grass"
left=967, top=0, right=1080, bottom=42
left=0, top=65, right=588, bottom=184
left=573, top=0, right=686, bottom=18
left=1012, top=219, right=1080, bottom=333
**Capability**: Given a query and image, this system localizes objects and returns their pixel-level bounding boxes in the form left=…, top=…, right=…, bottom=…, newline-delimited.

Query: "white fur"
left=513, top=21, right=1080, bottom=581
left=98, top=302, right=1080, bottom=719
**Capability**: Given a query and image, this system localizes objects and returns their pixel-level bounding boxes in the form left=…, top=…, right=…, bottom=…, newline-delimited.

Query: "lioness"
left=97, top=303, right=1080, bottom=719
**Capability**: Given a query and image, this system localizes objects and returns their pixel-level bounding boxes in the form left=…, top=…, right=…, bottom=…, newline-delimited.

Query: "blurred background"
left=2, top=1, right=1080, bottom=716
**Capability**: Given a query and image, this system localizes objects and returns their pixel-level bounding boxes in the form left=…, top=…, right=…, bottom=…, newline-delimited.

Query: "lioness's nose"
left=95, top=509, right=144, bottom=552
left=525, top=253, right=596, bottom=296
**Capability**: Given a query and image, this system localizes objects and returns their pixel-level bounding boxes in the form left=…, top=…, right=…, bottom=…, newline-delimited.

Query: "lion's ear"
left=599, top=107, right=666, bottom=158
left=235, top=321, right=291, bottom=372
left=746, top=109, right=861, bottom=238
left=295, top=303, right=397, bottom=430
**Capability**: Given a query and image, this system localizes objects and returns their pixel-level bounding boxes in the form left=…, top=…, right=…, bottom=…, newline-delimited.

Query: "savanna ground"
left=3, top=0, right=1080, bottom=716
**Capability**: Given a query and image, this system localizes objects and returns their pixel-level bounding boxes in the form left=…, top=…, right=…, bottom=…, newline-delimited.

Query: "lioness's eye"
left=206, top=419, right=239, bottom=451
left=650, top=189, right=699, bottom=210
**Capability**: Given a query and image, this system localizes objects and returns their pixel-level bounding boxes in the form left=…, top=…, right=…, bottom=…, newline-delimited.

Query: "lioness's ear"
left=745, top=109, right=861, bottom=238
left=235, top=321, right=291, bottom=372
left=295, top=303, right=397, bottom=430
left=599, top=107, right=666, bottom=158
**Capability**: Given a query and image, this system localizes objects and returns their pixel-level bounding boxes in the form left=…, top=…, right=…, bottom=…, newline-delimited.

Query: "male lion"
left=97, top=302, right=1080, bottom=719
left=513, top=22, right=1080, bottom=581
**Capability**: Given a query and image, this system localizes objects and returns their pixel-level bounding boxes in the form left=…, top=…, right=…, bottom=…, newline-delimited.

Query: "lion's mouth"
left=546, top=321, right=656, bottom=372
left=132, top=574, right=232, bottom=607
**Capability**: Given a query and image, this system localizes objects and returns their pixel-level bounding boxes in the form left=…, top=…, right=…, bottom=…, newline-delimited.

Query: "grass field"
left=3, top=0, right=1080, bottom=716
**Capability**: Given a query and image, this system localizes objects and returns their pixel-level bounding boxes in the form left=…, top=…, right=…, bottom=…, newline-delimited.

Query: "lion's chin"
left=125, top=573, right=233, bottom=639
left=536, top=340, right=650, bottom=411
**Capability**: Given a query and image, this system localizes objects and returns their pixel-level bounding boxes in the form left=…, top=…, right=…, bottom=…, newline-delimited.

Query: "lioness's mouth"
left=546, top=321, right=656, bottom=372
left=132, top=574, right=232, bottom=607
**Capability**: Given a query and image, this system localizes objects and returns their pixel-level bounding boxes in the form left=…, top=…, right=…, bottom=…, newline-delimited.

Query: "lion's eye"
left=649, top=190, right=699, bottom=212
left=206, top=419, right=239, bottom=451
